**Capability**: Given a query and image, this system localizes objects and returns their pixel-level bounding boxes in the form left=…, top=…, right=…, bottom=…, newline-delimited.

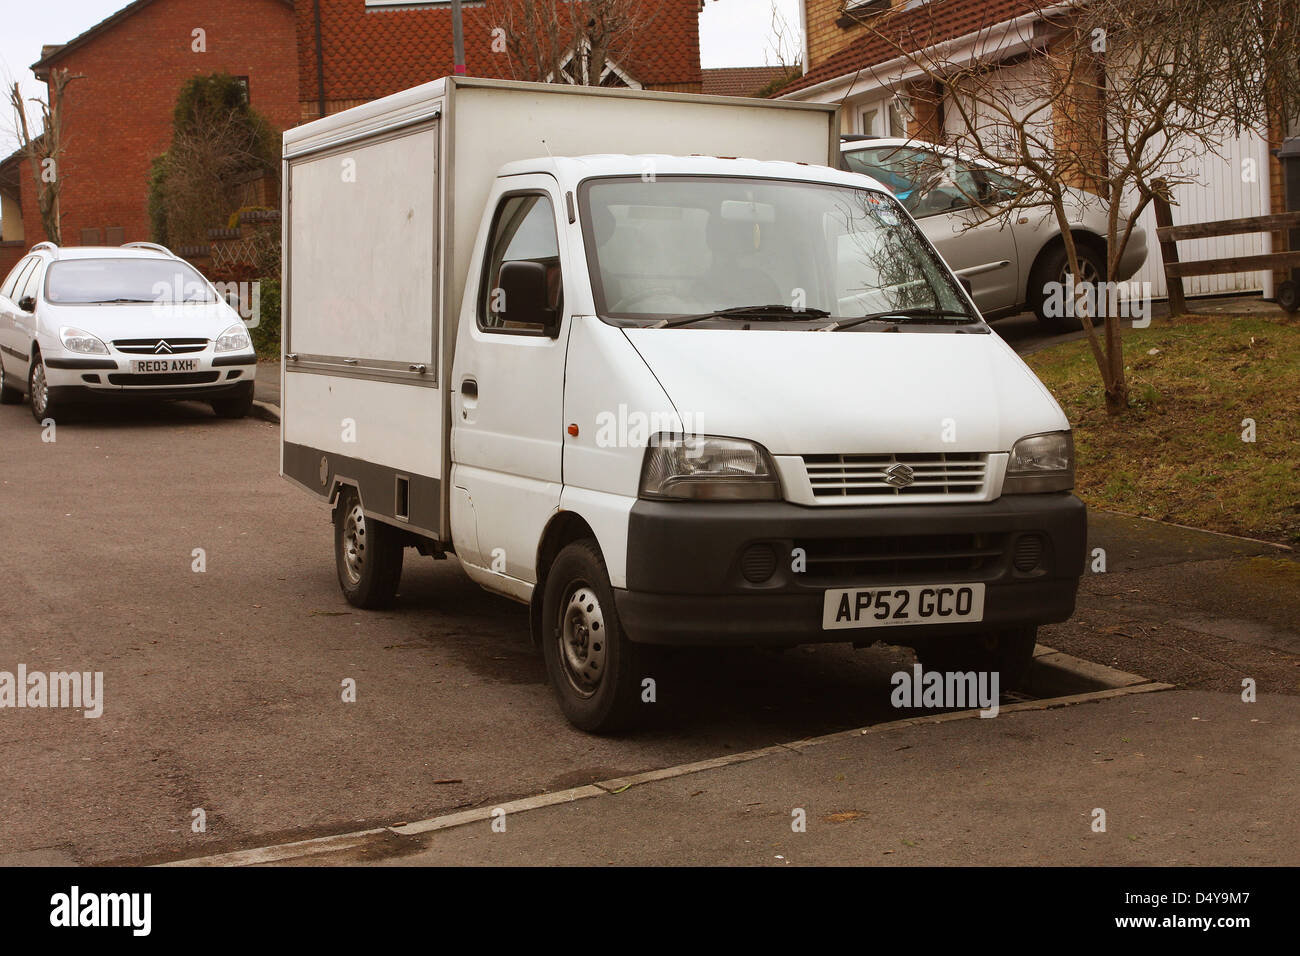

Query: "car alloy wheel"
left=29, top=362, right=48, bottom=418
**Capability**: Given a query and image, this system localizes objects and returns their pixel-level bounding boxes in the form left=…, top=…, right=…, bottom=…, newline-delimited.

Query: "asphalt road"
left=1, top=385, right=1294, bottom=865
left=0, top=399, right=998, bottom=865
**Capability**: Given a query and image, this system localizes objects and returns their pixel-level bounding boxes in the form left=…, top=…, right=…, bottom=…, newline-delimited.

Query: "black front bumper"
left=616, top=494, right=1087, bottom=646
left=49, top=380, right=253, bottom=403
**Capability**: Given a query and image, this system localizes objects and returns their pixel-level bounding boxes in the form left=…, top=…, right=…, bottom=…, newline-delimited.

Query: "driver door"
left=450, top=176, right=572, bottom=585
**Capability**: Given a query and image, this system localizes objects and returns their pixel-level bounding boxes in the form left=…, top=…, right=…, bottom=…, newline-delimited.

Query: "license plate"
left=822, top=583, right=986, bottom=630
left=131, top=359, right=198, bottom=373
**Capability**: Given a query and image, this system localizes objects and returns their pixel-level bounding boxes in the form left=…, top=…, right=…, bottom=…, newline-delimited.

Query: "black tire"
left=0, top=358, right=22, bottom=405
left=1031, top=241, right=1107, bottom=332
left=333, top=488, right=404, bottom=609
left=913, top=626, right=1038, bottom=692
left=211, top=381, right=254, bottom=419
left=28, top=352, right=63, bottom=424
left=541, top=539, right=648, bottom=734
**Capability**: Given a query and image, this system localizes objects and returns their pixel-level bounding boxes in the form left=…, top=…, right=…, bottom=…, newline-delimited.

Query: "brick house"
left=780, top=0, right=1296, bottom=300
left=296, top=0, right=704, bottom=122
left=1, top=0, right=299, bottom=274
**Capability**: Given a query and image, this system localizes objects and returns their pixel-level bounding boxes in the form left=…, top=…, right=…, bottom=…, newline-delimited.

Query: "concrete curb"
left=250, top=400, right=280, bottom=425
left=157, top=646, right=1172, bottom=867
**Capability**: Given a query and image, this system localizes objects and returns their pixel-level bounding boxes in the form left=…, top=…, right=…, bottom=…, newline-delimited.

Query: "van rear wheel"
left=541, top=540, right=646, bottom=734
left=333, top=488, right=404, bottom=609
left=913, top=626, right=1038, bottom=692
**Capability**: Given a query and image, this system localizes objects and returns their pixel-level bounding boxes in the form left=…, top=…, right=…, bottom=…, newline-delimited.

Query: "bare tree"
left=845, top=0, right=1300, bottom=414
left=484, top=0, right=655, bottom=86
left=765, top=0, right=803, bottom=73
left=8, top=68, right=83, bottom=246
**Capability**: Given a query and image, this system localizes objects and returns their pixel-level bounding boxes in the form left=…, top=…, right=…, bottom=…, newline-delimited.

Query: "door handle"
left=460, top=378, right=478, bottom=400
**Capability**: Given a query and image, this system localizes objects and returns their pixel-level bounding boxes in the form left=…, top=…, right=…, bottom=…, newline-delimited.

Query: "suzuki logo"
left=883, top=462, right=915, bottom=488
left=153, top=340, right=174, bottom=354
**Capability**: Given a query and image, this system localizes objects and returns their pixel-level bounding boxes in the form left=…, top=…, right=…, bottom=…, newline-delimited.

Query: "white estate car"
left=0, top=242, right=256, bottom=423
left=840, top=137, right=1148, bottom=330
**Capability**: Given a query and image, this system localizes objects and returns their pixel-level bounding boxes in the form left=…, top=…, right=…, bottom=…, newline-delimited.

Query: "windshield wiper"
left=96, top=298, right=155, bottom=304
left=651, top=305, right=830, bottom=329
left=819, top=308, right=974, bottom=332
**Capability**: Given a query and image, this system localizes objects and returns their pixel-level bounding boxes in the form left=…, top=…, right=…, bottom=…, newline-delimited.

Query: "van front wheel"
left=333, top=489, right=404, bottom=609
left=541, top=540, right=646, bottom=734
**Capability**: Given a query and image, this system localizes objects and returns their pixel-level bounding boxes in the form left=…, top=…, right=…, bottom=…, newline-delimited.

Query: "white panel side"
left=288, top=126, right=437, bottom=365
left=284, top=373, right=442, bottom=480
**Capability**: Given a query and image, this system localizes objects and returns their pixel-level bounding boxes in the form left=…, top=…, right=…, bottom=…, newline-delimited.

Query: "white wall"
left=1123, top=133, right=1270, bottom=298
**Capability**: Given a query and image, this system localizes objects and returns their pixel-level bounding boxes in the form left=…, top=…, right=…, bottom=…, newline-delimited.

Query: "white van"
left=281, top=78, right=1086, bottom=732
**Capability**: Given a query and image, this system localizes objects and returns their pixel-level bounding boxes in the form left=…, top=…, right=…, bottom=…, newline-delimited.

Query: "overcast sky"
left=1, top=0, right=804, bottom=154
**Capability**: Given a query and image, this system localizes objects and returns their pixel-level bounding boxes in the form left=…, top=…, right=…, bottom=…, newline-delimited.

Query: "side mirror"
left=498, top=260, right=557, bottom=336
left=17, top=295, right=35, bottom=313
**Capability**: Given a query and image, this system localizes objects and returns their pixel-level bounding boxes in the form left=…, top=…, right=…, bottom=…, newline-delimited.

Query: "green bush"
left=146, top=73, right=279, bottom=247
left=251, top=276, right=281, bottom=359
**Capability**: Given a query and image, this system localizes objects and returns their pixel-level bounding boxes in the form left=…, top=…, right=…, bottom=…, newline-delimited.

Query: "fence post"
left=1152, top=178, right=1188, bottom=316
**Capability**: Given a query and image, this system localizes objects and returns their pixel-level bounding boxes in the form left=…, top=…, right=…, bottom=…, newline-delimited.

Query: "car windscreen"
left=844, top=147, right=1023, bottom=218
left=44, top=258, right=216, bottom=305
left=579, top=175, right=972, bottom=325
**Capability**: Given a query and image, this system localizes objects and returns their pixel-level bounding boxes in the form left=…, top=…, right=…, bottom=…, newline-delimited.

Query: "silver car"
left=840, top=137, right=1148, bottom=330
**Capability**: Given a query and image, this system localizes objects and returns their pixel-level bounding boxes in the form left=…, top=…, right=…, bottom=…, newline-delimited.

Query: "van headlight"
left=215, top=324, right=251, bottom=352
left=60, top=327, right=109, bottom=354
left=640, top=434, right=781, bottom=501
left=1003, top=431, right=1074, bottom=493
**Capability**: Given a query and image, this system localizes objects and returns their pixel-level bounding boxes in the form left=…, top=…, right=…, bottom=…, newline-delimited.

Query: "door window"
left=2, top=257, right=35, bottom=301
left=17, top=261, right=45, bottom=305
left=478, top=193, right=562, bottom=333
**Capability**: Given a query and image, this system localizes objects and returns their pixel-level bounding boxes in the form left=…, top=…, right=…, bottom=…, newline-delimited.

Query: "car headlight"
left=214, top=324, right=251, bottom=353
left=60, top=327, right=110, bottom=354
left=1003, top=431, right=1074, bottom=493
left=640, top=434, right=781, bottom=501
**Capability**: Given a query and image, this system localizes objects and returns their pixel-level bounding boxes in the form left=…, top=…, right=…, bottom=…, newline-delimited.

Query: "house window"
left=858, top=98, right=910, bottom=137
left=80, top=227, right=102, bottom=246
left=105, top=226, right=125, bottom=246
left=233, top=76, right=250, bottom=102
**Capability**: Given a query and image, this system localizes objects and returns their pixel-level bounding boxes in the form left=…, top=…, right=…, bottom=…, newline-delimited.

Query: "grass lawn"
left=1024, top=313, right=1300, bottom=545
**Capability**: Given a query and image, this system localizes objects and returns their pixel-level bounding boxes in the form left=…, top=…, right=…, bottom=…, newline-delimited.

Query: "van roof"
left=497, top=154, right=890, bottom=194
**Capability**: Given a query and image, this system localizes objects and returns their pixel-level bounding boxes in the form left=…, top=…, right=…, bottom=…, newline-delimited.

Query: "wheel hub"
left=559, top=587, right=606, bottom=696
left=342, top=503, right=367, bottom=584
left=31, top=364, right=47, bottom=417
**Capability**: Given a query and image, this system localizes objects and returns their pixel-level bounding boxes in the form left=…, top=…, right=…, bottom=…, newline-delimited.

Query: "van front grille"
left=795, top=532, right=1006, bottom=584
left=802, top=452, right=987, bottom=500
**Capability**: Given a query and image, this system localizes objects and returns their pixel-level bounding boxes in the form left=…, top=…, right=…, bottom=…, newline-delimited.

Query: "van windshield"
left=579, top=176, right=974, bottom=327
left=45, top=258, right=216, bottom=305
